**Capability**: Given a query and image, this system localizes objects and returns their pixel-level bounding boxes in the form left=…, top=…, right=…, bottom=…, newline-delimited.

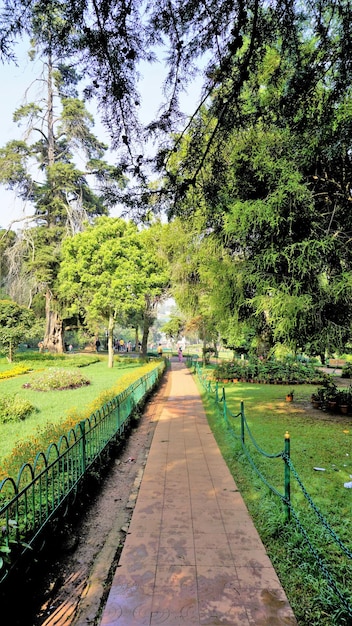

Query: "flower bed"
left=0, top=365, right=31, bottom=380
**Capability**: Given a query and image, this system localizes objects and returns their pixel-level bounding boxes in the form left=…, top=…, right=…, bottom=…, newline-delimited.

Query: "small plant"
left=25, top=368, right=90, bottom=391
left=0, top=394, right=35, bottom=424
left=337, top=388, right=352, bottom=408
left=342, top=362, right=352, bottom=379
left=315, top=375, right=339, bottom=406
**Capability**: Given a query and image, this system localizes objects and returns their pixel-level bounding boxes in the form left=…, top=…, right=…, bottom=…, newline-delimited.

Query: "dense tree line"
left=0, top=0, right=351, bottom=360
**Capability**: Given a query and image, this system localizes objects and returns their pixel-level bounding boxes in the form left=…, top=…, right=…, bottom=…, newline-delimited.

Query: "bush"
left=0, top=395, right=35, bottom=424
left=25, top=368, right=90, bottom=391
left=342, top=362, right=352, bottom=378
left=213, top=356, right=324, bottom=384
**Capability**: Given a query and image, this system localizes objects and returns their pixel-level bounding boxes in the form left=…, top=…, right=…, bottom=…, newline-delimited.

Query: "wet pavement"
left=100, top=361, right=297, bottom=625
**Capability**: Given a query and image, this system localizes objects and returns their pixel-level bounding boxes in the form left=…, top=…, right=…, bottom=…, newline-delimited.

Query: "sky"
left=0, top=41, right=203, bottom=231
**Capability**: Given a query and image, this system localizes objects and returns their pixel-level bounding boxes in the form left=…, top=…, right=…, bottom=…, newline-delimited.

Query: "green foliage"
left=26, top=367, right=90, bottom=391
left=342, top=363, right=352, bottom=379
left=60, top=217, right=146, bottom=318
left=59, top=217, right=169, bottom=364
left=196, top=374, right=352, bottom=625
left=159, top=8, right=352, bottom=359
left=0, top=300, right=35, bottom=362
left=161, top=315, right=185, bottom=340
left=213, top=356, right=324, bottom=384
left=0, top=394, right=35, bottom=423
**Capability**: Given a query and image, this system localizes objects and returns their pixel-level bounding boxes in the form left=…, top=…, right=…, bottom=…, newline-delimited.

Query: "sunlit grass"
left=195, top=375, right=352, bottom=626
left=0, top=356, right=152, bottom=461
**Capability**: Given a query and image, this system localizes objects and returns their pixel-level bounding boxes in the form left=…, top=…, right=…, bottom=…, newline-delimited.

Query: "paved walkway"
left=100, top=362, right=297, bottom=626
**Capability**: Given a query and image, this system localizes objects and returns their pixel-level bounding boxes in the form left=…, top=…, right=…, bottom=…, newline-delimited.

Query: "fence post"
left=284, top=431, right=291, bottom=521
left=240, top=401, right=245, bottom=444
left=116, top=400, right=121, bottom=433
left=80, top=420, right=87, bottom=473
left=222, top=387, right=227, bottom=422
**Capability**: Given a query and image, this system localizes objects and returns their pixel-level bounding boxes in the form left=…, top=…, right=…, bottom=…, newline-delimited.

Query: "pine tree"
left=0, top=11, right=122, bottom=351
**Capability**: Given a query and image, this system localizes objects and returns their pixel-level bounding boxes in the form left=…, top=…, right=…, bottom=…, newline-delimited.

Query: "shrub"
left=0, top=395, right=35, bottom=424
left=342, top=362, right=352, bottom=379
left=213, top=356, right=324, bottom=384
left=25, top=368, right=90, bottom=391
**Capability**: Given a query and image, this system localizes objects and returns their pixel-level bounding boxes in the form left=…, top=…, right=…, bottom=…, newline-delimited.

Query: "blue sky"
left=0, top=42, right=203, bottom=231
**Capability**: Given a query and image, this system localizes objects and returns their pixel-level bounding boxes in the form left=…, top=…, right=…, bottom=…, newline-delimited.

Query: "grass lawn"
left=0, top=355, right=155, bottom=465
left=196, top=374, right=352, bottom=626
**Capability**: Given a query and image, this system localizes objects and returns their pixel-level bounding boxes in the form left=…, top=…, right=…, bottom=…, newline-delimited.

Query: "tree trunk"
left=8, top=340, right=13, bottom=363
left=43, top=292, right=64, bottom=353
left=202, top=336, right=207, bottom=365
left=141, top=313, right=153, bottom=357
left=47, top=46, right=55, bottom=171
left=108, top=315, right=114, bottom=368
left=134, top=327, right=139, bottom=352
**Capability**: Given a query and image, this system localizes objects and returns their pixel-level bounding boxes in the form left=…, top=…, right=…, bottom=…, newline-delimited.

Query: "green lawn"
left=196, top=375, right=352, bottom=626
left=0, top=356, right=151, bottom=462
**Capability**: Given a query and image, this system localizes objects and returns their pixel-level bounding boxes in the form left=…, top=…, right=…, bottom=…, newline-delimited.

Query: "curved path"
left=100, top=361, right=297, bottom=626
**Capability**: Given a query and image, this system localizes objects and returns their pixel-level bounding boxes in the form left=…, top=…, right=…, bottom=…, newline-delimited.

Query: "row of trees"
left=0, top=1, right=352, bottom=363
left=0, top=217, right=169, bottom=365
left=156, top=4, right=352, bottom=361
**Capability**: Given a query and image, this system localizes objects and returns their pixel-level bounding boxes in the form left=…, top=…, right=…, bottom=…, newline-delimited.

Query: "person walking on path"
left=100, top=360, right=297, bottom=626
left=178, top=346, right=183, bottom=362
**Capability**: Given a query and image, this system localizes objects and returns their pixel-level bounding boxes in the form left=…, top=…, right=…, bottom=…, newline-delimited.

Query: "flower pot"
left=311, top=400, right=321, bottom=409
left=340, top=405, right=349, bottom=415
left=286, top=394, right=293, bottom=402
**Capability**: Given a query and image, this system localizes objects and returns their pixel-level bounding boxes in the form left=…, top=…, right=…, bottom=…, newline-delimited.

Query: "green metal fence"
left=190, top=358, right=352, bottom=619
left=0, top=361, right=164, bottom=583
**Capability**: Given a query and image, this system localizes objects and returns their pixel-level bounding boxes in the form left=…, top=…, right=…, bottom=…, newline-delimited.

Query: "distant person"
left=178, top=346, right=183, bottom=362
left=95, top=338, right=101, bottom=352
left=157, top=343, right=163, bottom=356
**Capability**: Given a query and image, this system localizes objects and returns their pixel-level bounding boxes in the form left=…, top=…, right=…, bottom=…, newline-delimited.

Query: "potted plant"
left=342, top=362, right=352, bottom=379
left=337, top=389, right=350, bottom=414
left=311, top=393, right=321, bottom=409
left=326, top=384, right=339, bottom=412
left=286, top=390, right=294, bottom=402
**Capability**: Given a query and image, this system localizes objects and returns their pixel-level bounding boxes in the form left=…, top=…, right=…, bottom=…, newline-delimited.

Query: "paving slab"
left=100, top=361, right=297, bottom=626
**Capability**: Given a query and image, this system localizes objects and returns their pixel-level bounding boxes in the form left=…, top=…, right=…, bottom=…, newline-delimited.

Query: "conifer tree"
left=0, top=8, right=122, bottom=350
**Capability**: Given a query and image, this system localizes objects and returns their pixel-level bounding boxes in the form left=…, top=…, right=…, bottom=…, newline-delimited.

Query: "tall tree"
left=0, top=14, right=122, bottom=351
left=0, top=229, right=16, bottom=297
left=58, top=217, right=169, bottom=367
left=138, top=223, right=170, bottom=354
left=162, top=27, right=352, bottom=358
left=0, top=2, right=340, bottom=172
left=0, top=299, right=35, bottom=362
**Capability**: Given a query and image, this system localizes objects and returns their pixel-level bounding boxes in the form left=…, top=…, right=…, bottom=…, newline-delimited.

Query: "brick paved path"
left=100, top=361, right=297, bottom=626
